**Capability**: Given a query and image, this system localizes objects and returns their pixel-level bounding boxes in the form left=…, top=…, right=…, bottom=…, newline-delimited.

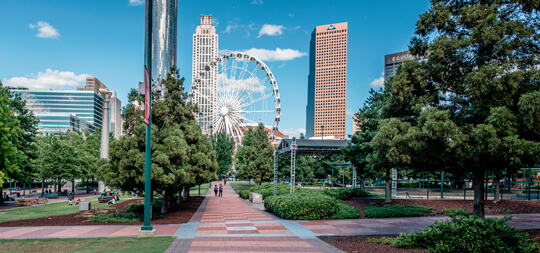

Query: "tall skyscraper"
left=192, top=15, right=218, bottom=135
left=384, top=50, right=428, bottom=81
left=144, top=0, right=178, bottom=83
left=306, top=22, right=348, bottom=140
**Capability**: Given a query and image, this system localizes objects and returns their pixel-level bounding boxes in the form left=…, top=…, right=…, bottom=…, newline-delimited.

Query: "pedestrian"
left=224, top=178, right=227, bottom=185
left=214, top=185, right=218, bottom=197
left=219, top=184, right=223, bottom=197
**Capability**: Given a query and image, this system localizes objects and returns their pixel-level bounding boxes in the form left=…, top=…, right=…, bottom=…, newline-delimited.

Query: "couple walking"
left=214, top=183, right=223, bottom=197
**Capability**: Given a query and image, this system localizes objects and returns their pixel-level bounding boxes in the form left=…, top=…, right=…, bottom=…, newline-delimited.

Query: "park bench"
left=396, top=191, right=423, bottom=199
left=15, top=199, right=33, bottom=207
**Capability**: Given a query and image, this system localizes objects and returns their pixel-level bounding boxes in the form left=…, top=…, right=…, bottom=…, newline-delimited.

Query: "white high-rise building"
left=192, top=15, right=218, bottom=135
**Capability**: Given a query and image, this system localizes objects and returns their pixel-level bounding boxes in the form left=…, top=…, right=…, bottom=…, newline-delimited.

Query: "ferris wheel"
left=189, top=52, right=281, bottom=143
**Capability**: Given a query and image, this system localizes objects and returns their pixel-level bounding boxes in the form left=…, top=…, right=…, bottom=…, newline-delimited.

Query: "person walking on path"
left=214, top=185, right=218, bottom=197
left=223, top=178, right=227, bottom=185
left=219, top=184, right=223, bottom=197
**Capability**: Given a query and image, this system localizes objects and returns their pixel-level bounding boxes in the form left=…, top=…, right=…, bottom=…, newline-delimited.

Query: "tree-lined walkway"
left=166, top=181, right=340, bottom=252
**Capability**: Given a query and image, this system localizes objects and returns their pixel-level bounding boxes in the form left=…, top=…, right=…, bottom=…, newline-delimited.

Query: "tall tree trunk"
left=385, top=168, right=392, bottom=203
left=161, top=192, right=169, bottom=214
left=494, top=174, right=500, bottom=201
left=72, top=179, right=75, bottom=196
left=41, top=180, right=44, bottom=197
left=23, top=183, right=26, bottom=197
left=473, top=169, right=485, bottom=218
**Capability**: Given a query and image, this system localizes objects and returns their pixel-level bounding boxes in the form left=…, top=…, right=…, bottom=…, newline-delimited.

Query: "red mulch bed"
left=0, top=196, right=203, bottom=227
left=319, top=235, right=428, bottom=253
left=345, top=198, right=540, bottom=218
left=320, top=230, right=540, bottom=253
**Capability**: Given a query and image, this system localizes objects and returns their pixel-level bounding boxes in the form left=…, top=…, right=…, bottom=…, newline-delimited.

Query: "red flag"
left=143, top=66, right=150, bottom=125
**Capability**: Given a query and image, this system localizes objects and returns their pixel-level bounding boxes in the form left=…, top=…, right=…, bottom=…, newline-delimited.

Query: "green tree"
left=101, top=67, right=217, bottom=213
left=214, top=132, right=235, bottom=176
left=9, top=90, right=39, bottom=195
left=40, top=133, right=81, bottom=192
left=235, top=123, right=274, bottom=185
left=342, top=89, right=387, bottom=180
left=379, top=0, right=540, bottom=216
left=0, top=85, right=23, bottom=184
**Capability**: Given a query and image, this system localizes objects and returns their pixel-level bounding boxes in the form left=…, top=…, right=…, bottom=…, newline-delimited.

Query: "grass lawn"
left=0, top=199, right=129, bottom=223
left=229, top=181, right=256, bottom=194
left=189, top=184, right=210, bottom=196
left=0, top=236, right=175, bottom=253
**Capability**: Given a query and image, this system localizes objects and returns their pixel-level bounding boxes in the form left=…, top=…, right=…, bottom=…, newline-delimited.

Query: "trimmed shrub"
left=264, top=191, right=340, bottom=220
left=363, top=204, right=433, bottom=218
left=389, top=216, right=539, bottom=253
left=239, top=183, right=291, bottom=199
left=350, top=188, right=371, bottom=197
left=438, top=208, right=471, bottom=217
left=322, top=188, right=371, bottom=200
left=88, top=211, right=140, bottom=223
left=323, top=188, right=352, bottom=200
left=330, top=202, right=360, bottom=219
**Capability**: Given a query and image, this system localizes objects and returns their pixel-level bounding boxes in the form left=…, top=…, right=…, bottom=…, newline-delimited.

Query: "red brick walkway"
left=174, top=181, right=328, bottom=253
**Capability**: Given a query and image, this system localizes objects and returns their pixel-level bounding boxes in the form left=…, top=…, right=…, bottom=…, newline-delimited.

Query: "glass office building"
left=145, top=0, right=178, bottom=84
left=9, top=87, right=103, bottom=134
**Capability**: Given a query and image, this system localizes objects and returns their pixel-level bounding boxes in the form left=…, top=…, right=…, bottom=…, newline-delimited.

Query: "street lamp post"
left=321, top=125, right=324, bottom=140
left=139, top=0, right=155, bottom=237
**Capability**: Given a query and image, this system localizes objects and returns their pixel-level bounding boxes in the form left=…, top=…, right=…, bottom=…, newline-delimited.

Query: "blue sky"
left=0, top=0, right=430, bottom=138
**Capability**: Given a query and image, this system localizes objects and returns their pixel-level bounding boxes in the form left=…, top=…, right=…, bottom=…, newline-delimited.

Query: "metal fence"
left=275, top=177, right=540, bottom=201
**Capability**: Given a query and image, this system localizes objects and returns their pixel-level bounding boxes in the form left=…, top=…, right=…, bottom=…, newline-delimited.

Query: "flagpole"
left=141, top=0, right=153, bottom=233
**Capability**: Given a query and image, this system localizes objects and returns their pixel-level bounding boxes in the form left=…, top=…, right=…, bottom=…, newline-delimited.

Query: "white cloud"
left=250, top=0, right=263, bottom=4
left=242, top=48, right=306, bottom=61
left=281, top=128, right=305, bottom=138
left=346, top=108, right=356, bottom=117
left=288, top=13, right=295, bottom=17
left=128, top=0, right=144, bottom=6
left=29, top=21, right=59, bottom=39
left=370, top=72, right=385, bottom=88
left=3, top=69, right=90, bottom=89
left=257, top=24, right=285, bottom=38
left=212, top=17, right=219, bottom=27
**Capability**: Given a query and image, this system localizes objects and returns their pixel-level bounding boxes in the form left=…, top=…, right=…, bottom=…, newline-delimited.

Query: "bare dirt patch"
left=0, top=196, right=203, bottom=227
left=345, top=198, right=540, bottom=218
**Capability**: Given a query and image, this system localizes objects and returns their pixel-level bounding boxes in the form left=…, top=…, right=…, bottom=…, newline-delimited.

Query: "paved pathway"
left=2, top=182, right=540, bottom=252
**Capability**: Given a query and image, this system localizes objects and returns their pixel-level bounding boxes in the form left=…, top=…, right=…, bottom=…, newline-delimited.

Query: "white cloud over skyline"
left=128, top=0, right=144, bottom=6
left=242, top=48, right=307, bottom=61
left=370, top=72, right=385, bottom=88
left=282, top=128, right=305, bottom=138
left=29, top=21, right=59, bottom=39
left=257, top=24, right=285, bottom=38
left=250, top=0, right=263, bottom=4
left=3, top=69, right=90, bottom=89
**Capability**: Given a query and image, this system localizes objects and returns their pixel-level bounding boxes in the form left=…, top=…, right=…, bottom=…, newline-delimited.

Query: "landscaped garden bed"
left=345, top=198, right=540, bottom=218
left=0, top=196, right=204, bottom=226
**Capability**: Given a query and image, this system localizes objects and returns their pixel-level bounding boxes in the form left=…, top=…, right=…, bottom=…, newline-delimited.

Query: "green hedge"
left=264, top=191, right=341, bottom=220
left=381, top=216, right=539, bottom=253
left=322, top=188, right=371, bottom=200
left=239, top=183, right=291, bottom=200
left=363, top=204, right=434, bottom=218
